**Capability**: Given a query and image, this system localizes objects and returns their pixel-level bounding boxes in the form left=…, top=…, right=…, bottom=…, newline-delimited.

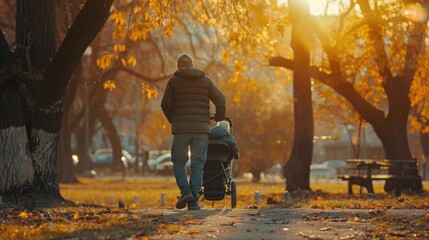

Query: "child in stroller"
left=210, top=120, right=239, bottom=160
left=201, top=117, right=239, bottom=208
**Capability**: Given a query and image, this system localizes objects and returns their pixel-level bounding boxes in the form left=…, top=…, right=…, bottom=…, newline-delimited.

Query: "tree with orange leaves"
left=270, top=0, right=429, bottom=192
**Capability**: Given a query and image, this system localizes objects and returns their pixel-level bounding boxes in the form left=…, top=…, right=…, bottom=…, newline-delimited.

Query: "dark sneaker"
left=188, top=202, right=201, bottom=210
left=176, top=191, right=193, bottom=209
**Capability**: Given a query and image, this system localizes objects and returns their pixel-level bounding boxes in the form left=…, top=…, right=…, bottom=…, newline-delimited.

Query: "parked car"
left=147, top=152, right=171, bottom=171
left=310, top=164, right=337, bottom=179
left=320, top=160, right=347, bottom=175
left=267, top=162, right=282, bottom=175
left=90, top=148, right=130, bottom=171
left=148, top=150, right=170, bottom=162
left=321, top=160, right=347, bottom=169
left=122, top=150, right=142, bottom=169
left=147, top=152, right=190, bottom=175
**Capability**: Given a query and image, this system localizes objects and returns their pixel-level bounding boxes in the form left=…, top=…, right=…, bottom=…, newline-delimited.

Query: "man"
left=161, top=54, right=226, bottom=210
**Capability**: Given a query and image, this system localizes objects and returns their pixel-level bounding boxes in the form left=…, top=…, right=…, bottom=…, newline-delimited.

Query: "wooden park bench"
left=338, top=159, right=422, bottom=195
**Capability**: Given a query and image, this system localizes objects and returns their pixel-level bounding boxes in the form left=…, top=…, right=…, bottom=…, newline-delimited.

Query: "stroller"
left=200, top=116, right=238, bottom=208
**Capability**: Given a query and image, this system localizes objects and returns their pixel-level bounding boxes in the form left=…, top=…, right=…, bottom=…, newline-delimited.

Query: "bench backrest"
left=346, top=159, right=419, bottom=176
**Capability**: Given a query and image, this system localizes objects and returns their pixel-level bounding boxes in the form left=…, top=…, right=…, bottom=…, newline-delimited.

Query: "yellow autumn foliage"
left=96, top=53, right=115, bottom=70
left=103, top=80, right=116, bottom=91
left=141, top=83, right=158, bottom=99
left=113, top=43, right=126, bottom=52
left=85, top=0, right=429, bottom=141
left=127, top=56, right=137, bottom=67
left=110, top=12, right=126, bottom=26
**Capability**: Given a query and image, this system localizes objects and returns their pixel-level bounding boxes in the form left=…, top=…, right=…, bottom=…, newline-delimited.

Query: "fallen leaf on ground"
left=297, top=232, right=324, bottom=240
left=186, top=220, right=201, bottom=225
left=158, top=224, right=182, bottom=233
left=18, top=212, right=29, bottom=219
left=319, top=227, right=331, bottom=231
left=182, top=214, right=194, bottom=219
left=220, top=222, right=236, bottom=226
left=187, top=229, right=201, bottom=234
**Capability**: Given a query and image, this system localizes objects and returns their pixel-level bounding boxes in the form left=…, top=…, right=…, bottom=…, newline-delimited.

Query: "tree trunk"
left=270, top=4, right=427, bottom=193
left=251, top=170, right=261, bottom=183
left=5, top=0, right=62, bottom=199
left=377, top=119, right=411, bottom=160
left=356, top=0, right=425, bottom=193
left=0, top=92, right=35, bottom=195
left=332, top=76, right=421, bottom=193
left=0, top=0, right=114, bottom=205
left=59, top=124, right=78, bottom=183
left=72, top=78, right=124, bottom=174
left=98, top=105, right=125, bottom=173
left=59, top=71, right=79, bottom=183
left=30, top=102, right=63, bottom=196
left=420, top=132, right=429, bottom=180
left=74, top=81, right=94, bottom=174
left=283, top=0, right=314, bottom=192
left=376, top=115, right=422, bottom=193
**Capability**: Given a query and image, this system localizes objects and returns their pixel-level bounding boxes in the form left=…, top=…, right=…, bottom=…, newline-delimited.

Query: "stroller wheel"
left=231, top=180, right=237, bottom=208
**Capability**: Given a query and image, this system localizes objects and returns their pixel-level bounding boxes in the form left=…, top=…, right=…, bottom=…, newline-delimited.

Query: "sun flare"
left=309, top=0, right=340, bottom=16
left=278, top=0, right=341, bottom=16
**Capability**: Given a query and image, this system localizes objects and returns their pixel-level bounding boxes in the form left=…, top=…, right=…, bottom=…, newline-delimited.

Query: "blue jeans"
left=171, top=133, right=208, bottom=204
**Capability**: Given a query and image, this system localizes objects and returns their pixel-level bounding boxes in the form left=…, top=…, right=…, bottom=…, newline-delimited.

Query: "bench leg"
left=348, top=177, right=374, bottom=194
left=394, top=187, right=401, bottom=196
left=364, top=180, right=374, bottom=194
left=348, top=177, right=363, bottom=194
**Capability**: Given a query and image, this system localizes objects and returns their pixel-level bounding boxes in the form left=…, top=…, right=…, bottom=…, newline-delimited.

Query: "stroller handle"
left=210, top=115, right=233, bottom=129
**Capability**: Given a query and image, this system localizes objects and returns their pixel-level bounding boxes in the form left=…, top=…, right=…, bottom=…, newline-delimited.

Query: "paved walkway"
left=132, top=208, right=428, bottom=239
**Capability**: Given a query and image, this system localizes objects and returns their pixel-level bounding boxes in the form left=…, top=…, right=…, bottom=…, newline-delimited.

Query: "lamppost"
left=134, top=81, right=140, bottom=173
left=82, top=46, right=93, bottom=177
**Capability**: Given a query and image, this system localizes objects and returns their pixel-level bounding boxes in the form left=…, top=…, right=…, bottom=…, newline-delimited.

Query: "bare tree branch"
left=147, top=33, right=167, bottom=73
left=269, top=56, right=385, bottom=127
left=114, top=65, right=170, bottom=89
left=357, top=0, right=394, bottom=87
left=403, top=20, right=428, bottom=85
left=42, top=0, right=114, bottom=107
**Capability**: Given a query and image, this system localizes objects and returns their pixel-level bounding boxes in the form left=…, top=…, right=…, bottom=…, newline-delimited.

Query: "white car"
left=321, top=160, right=347, bottom=169
left=147, top=152, right=172, bottom=171
left=147, top=152, right=191, bottom=175
left=90, top=148, right=131, bottom=170
left=320, top=160, right=347, bottom=175
left=310, top=164, right=337, bottom=179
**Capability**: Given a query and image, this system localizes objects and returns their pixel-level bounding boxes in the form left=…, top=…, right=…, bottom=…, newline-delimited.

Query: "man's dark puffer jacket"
left=161, top=67, right=225, bottom=134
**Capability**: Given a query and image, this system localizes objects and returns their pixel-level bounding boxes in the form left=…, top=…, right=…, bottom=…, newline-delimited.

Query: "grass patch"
left=60, top=177, right=429, bottom=209
left=1, top=177, right=428, bottom=239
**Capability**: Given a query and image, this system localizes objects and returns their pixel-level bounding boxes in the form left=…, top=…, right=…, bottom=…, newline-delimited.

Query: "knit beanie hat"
left=217, top=121, right=230, bottom=133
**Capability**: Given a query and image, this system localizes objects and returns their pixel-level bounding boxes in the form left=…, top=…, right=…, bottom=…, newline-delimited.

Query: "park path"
left=131, top=208, right=427, bottom=240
